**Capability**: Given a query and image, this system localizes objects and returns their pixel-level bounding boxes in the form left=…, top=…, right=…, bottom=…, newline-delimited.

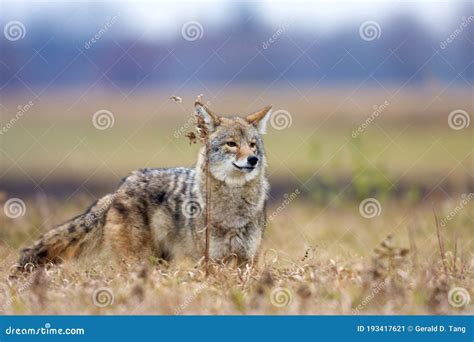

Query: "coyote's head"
left=194, top=101, right=272, bottom=185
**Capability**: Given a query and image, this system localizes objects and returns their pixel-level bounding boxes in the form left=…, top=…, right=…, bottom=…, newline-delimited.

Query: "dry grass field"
left=0, top=88, right=472, bottom=315
left=0, top=195, right=472, bottom=315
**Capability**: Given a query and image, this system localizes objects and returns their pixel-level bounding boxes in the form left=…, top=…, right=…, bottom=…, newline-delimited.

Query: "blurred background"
left=0, top=0, right=472, bottom=205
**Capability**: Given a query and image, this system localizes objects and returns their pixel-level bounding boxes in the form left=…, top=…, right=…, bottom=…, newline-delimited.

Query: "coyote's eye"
left=226, top=141, right=237, bottom=148
left=249, top=142, right=256, bottom=149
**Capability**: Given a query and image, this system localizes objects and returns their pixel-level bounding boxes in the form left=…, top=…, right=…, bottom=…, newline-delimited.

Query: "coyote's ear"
left=194, top=101, right=220, bottom=133
left=246, top=105, right=272, bottom=134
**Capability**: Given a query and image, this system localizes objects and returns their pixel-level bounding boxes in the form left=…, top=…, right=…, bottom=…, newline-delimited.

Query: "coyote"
left=18, top=102, right=272, bottom=267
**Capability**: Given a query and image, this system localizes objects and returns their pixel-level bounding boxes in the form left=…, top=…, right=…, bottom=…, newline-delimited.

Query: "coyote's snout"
left=18, top=101, right=272, bottom=268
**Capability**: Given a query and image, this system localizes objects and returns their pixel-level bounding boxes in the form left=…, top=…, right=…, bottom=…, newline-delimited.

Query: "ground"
left=0, top=198, right=472, bottom=315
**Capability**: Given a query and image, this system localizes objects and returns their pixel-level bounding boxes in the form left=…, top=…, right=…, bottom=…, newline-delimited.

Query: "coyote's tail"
left=17, top=194, right=115, bottom=269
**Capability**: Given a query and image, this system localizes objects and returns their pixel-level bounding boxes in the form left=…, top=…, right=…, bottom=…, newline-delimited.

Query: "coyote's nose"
left=247, top=156, right=259, bottom=166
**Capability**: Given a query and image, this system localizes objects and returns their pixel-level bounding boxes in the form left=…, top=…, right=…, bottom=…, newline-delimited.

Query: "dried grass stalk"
left=193, top=100, right=212, bottom=276
left=204, top=140, right=211, bottom=276
left=432, top=209, right=448, bottom=274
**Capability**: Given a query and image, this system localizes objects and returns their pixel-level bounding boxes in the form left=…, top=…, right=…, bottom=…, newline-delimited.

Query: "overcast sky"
left=2, top=0, right=470, bottom=41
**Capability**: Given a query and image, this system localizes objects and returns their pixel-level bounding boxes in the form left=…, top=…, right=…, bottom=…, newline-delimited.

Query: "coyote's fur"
left=18, top=102, right=272, bottom=267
